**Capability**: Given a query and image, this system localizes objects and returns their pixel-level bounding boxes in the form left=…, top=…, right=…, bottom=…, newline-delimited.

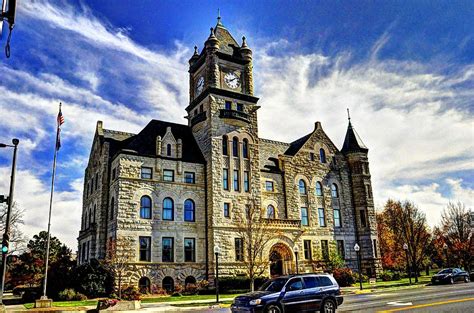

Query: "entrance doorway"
left=269, top=243, right=293, bottom=277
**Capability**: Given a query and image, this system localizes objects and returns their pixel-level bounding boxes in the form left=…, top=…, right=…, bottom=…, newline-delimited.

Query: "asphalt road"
left=185, top=281, right=474, bottom=313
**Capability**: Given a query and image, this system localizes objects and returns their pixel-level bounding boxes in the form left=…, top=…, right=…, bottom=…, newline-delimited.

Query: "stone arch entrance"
left=269, top=243, right=293, bottom=277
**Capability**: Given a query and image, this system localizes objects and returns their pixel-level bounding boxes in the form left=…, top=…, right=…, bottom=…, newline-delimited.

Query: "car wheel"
left=265, top=304, right=282, bottom=313
left=449, top=277, right=454, bottom=284
left=321, top=299, right=336, bottom=313
left=464, top=276, right=470, bottom=283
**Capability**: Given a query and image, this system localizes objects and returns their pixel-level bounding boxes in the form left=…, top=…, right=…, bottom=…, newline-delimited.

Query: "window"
left=162, top=277, right=174, bottom=292
left=95, top=173, right=99, bottom=190
left=236, top=103, right=243, bottom=111
left=319, top=148, right=326, bottom=163
left=365, top=184, right=373, bottom=199
left=243, top=171, right=249, bottom=192
left=199, top=104, right=203, bottom=113
left=166, top=144, right=172, bottom=156
left=110, top=197, right=114, bottom=220
left=163, top=198, right=174, bottom=221
left=223, top=202, right=230, bottom=218
left=112, top=168, right=116, bottom=180
left=140, top=196, right=152, bottom=219
left=222, top=135, right=228, bottom=155
left=242, top=139, right=249, bottom=158
left=92, top=205, right=96, bottom=223
left=162, top=237, right=174, bottom=262
left=141, top=167, right=152, bottom=179
left=304, top=240, right=312, bottom=260
left=315, top=181, right=323, bottom=196
left=223, top=169, right=229, bottom=190
left=373, top=239, right=378, bottom=258
left=184, top=238, right=195, bottom=262
left=185, top=276, right=196, bottom=288
left=318, top=208, right=326, bottom=227
left=286, top=278, right=303, bottom=291
left=139, top=236, right=151, bottom=262
left=321, top=240, right=329, bottom=260
left=318, top=276, right=333, bottom=287
left=299, top=179, right=307, bottom=194
left=163, top=169, right=174, bottom=182
left=334, top=207, right=341, bottom=227
left=139, top=277, right=151, bottom=294
left=301, top=207, right=309, bottom=226
left=184, top=199, right=195, bottom=222
left=310, top=152, right=315, bottom=161
left=235, top=238, right=244, bottom=261
left=232, top=137, right=239, bottom=157
left=265, top=181, right=274, bottom=192
left=331, top=184, right=339, bottom=198
left=184, top=172, right=195, bottom=184
left=225, top=101, right=232, bottom=110
left=303, top=277, right=318, bottom=288
left=337, top=240, right=345, bottom=259
left=360, top=209, right=367, bottom=227
left=233, top=170, right=240, bottom=191
left=267, top=205, right=275, bottom=219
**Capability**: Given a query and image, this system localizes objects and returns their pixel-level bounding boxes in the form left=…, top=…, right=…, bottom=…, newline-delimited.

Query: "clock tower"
left=186, top=16, right=262, bottom=278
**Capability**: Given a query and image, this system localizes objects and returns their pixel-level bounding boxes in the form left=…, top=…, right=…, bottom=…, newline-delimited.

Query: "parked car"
left=431, top=268, right=470, bottom=285
left=231, top=274, right=343, bottom=313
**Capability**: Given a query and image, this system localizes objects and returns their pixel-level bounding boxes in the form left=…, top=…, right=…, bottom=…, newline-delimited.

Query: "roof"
left=341, top=121, right=368, bottom=154
left=284, top=133, right=312, bottom=156
left=259, top=139, right=290, bottom=171
left=103, top=120, right=206, bottom=164
left=214, top=19, right=240, bottom=55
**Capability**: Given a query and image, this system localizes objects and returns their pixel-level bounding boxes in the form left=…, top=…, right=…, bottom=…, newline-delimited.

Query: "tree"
left=0, top=202, right=27, bottom=254
left=234, top=200, right=273, bottom=291
left=104, top=238, right=135, bottom=298
left=440, top=202, right=473, bottom=271
left=383, top=200, right=432, bottom=282
left=376, top=211, right=405, bottom=270
left=72, top=259, right=114, bottom=298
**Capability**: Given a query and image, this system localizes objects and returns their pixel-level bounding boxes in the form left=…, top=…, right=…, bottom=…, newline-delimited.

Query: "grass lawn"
left=141, top=293, right=240, bottom=303
left=356, top=274, right=432, bottom=290
left=23, top=300, right=98, bottom=309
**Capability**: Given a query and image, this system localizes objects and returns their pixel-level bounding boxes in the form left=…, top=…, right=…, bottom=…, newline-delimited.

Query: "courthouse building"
left=77, top=17, right=381, bottom=291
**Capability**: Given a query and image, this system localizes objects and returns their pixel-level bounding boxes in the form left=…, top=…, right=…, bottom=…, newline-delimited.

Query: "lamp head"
left=214, top=245, right=221, bottom=254
left=354, top=243, right=360, bottom=252
left=12, top=138, right=19, bottom=145
left=403, top=243, right=408, bottom=250
left=293, top=245, right=299, bottom=253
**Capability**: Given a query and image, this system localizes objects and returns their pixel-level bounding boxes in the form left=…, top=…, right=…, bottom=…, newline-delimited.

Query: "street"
left=164, top=282, right=474, bottom=313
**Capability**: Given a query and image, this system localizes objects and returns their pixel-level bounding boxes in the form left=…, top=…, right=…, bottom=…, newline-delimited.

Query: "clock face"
left=196, top=76, right=204, bottom=95
left=224, top=71, right=240, bottom=89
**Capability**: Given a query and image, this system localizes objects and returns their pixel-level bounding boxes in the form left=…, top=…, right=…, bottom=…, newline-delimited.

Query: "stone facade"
left=77, top=18, right=382, bottom=292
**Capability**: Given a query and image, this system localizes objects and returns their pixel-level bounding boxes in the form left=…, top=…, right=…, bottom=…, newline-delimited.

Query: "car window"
left=439, top=269, right=452, bottom=274
left=259, top=278, right=287, bottom=292
left=317, top=276, right=333, bottom=287
left=303, top=277, right=318, bottom=289
left=286, top=278, right=303, bottom=291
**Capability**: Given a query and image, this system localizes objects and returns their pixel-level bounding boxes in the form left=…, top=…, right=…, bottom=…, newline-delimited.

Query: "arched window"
left=88, top=208, right=92, bottom=225
left=319, top=148, right=326, bottom=163
left=184, top=276, right=197, bottom=289
left=138, top=277, right=151, bottom=294
left=222, top=135, right=228, bottom=155
left=242, top=139, right=249, bottom=159
left=162, top=276, right=174, bottom=293
left=84, top=211, right=88, bottom=229
left=232, top=137, right=239, bottom=157
left=92, top=205, right=96, bottom=223
left=140, top=196, right=152, bottom=219
left=331, top=184, right=339, bottom=198
left=184, top=199, right=195, bottom=222
left=299, top=179, right=307, bottom=194
left=110, top=197, right=114, bottom=220
left=315, top=181, right=323, bottom=197
left=267, top=205, right=275, bottom=219
left=163, top=197, right=174, bottom=221
left=167, top=144, right=172, bottom=156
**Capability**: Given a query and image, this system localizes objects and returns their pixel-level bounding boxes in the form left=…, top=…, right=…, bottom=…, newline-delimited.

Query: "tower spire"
left=217, top=8, right=222, bottom=26
left=347, top=108, right=351, bottom=124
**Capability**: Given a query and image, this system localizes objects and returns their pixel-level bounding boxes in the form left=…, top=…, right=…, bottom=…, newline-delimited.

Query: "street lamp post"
left=443, top=243, right=449, bottom=268
left=403, top=243, right=412, bottom=285
left=214, top=245, right=221, bottom=304
left=294, top=245, right=299, bottom=274
left=0, top=139, right=19, bottom=306
left=354, top=243, right=362, bottom=290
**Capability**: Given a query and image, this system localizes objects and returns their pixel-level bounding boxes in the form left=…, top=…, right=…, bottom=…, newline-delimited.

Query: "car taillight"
left=336, top=288, right=341, bottom=295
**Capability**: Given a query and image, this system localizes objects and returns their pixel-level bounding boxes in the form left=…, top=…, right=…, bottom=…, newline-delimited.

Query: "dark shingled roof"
left=284, top=133, right=312, bottom=156
left=341, top=122, right=368, bottom=154
left=104, top=120, right=205, bottom=164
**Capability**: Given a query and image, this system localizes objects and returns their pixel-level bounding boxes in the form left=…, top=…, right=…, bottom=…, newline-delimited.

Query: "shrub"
left=351, top=272, right=368, bottom=283
left=150, top=285, right=167, bottom=296
left=392, top=272, right=401, bottom=281
left=218, top=276, right=268, bottom=293
left=58, top=288, right=88, bottom=301
left=72, top=259, right=114, bottom=298
left=333, top=268, right=355, bottom=287
left=380, top=271, right=393, bottom=282
left=120, top=286, right=141, bottom=301
left=74, top=292, right=87, bottom=300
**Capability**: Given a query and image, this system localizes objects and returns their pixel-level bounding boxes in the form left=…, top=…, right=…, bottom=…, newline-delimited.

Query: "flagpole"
left=41, top=103, right=61, bottom=300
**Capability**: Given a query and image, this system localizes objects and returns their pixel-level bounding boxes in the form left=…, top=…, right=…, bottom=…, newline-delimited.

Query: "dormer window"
left=222, top=135, right=228, bottom=155
left=232, top=137, right=239, bottom=157
left=319, top=148, right=326, bottom=163
left=167, top=144, right=172, bottom=156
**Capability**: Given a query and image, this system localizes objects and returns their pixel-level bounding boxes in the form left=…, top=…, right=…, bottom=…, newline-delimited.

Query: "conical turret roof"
left=341, top=121, right=368, bottom=154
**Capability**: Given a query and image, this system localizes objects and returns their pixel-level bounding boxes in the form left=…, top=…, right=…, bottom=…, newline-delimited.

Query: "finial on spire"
left=193, top=46, right=198, bottom=55
left=241, top=36, right=247, bottom=47
left=347, top=108, right=351, bottom=123
left=217, top=8, right=222, bottom=25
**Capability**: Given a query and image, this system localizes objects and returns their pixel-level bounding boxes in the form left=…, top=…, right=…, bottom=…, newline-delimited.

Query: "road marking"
left=378, top=297, right=474, bottom=312
left=386, top=301, right=413, bottom=306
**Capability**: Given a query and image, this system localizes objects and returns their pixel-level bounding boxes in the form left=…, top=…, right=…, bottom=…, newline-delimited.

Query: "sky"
left=0, top=0, right=473, bottom=250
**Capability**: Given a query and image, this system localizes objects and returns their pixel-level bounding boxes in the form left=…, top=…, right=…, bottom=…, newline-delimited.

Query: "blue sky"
left=0, top=0, right=472, bottom=249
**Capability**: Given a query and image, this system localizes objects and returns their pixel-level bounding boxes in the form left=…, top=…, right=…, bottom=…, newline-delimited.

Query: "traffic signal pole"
left=0, top=139, right=19, bottom=306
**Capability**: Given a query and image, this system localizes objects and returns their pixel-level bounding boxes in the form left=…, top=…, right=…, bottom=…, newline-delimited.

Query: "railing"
left=262, top=218, right=301, bottom=228
left=191, top=111, right=207, bottom=125
left=219, top=109, right=250, bottom=123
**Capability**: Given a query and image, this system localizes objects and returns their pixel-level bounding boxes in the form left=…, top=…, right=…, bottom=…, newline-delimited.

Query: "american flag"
left=56, top=104, right=64, bottom=150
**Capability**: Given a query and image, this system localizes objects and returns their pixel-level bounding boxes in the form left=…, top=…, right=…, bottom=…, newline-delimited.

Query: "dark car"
left=431, top=268, right=470, bottom=285
left=231, top=274, right=343, bottom=313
